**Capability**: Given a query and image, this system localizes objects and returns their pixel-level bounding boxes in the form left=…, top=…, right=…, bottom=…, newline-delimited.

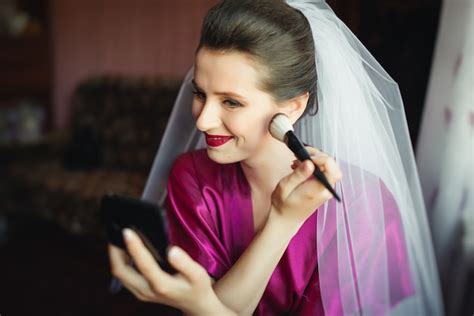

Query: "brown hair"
left=198, top=0, right=318, bottom=116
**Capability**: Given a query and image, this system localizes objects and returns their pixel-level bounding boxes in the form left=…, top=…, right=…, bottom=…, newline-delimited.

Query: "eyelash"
left=224, top=99, right=242, bottom=108
left=191, top=90, right=242, bottom=108
left=191, top=90, right=206, bottom=101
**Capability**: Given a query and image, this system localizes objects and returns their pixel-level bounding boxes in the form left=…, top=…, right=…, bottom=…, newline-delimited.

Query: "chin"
left=205, top=147, right=242, bottom=165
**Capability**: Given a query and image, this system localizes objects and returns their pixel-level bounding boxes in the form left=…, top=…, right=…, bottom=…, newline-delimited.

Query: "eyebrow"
left=192, top=79, right=247, bottom=101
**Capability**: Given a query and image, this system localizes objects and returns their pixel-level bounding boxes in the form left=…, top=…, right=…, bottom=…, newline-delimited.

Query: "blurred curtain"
left=416, top=0, right=473, bottom=314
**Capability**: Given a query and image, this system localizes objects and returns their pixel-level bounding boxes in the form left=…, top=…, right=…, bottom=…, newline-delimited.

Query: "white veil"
left=143, top=1, right=443, bottom=315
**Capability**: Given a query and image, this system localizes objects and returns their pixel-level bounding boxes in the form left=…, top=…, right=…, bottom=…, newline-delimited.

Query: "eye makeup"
left=191, top=79, right=247, bottom=105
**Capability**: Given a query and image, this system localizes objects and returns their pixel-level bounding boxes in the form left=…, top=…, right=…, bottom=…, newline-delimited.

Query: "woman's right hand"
left=269, top=146, right=342, bottom=229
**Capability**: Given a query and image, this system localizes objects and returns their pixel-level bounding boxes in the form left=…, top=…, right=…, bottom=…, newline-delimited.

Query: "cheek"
left=233, top=111, right=273, bottom=141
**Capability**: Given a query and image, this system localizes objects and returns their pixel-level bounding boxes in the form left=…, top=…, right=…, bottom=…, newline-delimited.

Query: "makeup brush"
left=269, top=113, right=341, bottom=202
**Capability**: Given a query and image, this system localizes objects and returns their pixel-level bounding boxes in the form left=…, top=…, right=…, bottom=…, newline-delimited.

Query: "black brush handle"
left=285, top=131, right=341, bottom=202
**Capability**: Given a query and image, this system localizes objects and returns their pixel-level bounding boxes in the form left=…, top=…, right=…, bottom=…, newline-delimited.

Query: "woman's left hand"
left=108, top=228, right=235, bottom=316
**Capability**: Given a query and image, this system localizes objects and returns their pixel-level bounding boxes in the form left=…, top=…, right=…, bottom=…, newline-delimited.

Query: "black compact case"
left=100, top=194, right=176, bottom=274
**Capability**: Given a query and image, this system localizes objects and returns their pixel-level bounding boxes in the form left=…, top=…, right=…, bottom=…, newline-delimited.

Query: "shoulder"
left=337, top=160, right=400, bottom=221
left=168, top=149, right=237, bottom=192
left=166, top=150, right=218, bottom=211
left=169, top=149, right=219, bottom=181
left=338, top=160, right=392, bottom=198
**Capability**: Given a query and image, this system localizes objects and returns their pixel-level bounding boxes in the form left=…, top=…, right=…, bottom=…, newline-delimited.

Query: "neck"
left=240, top=137, right=295, bottom=195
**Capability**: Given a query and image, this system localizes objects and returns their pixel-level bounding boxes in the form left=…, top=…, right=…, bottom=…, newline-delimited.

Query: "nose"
left=194, top=100, right=222, bottom=132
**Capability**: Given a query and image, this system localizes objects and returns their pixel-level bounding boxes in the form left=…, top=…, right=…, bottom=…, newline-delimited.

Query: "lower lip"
left=205, top=135, right=234, bottom=147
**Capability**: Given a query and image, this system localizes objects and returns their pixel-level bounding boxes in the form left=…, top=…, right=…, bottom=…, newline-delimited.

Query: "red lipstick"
left=205, top=133, right=233, bottom=147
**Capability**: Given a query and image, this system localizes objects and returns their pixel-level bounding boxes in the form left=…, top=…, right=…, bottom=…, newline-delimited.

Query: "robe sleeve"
left=165, top=153, right=231, bottom=279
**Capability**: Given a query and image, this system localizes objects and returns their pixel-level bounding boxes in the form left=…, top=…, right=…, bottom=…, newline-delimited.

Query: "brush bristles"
left=269, top=113, right=294, bottom=142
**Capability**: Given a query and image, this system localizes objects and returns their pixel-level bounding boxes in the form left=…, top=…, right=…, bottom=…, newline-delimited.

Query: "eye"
left=192, top=90, right=206, bottom=101
left=224, top=99, right=242, bottom=108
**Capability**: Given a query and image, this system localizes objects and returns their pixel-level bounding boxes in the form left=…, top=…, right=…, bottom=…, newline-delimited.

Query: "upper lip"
left=205, top=133, right=233, bottom=138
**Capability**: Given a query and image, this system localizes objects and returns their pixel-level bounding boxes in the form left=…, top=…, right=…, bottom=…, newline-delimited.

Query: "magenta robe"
left=165, top=149, right=413, bottom=315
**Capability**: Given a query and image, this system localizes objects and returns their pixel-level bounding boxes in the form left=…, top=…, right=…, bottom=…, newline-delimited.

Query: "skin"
left=108, top=47, right=342, bottom=315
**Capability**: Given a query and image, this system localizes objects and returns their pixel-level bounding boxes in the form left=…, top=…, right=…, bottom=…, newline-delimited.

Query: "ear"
left=281, top=92, right=309, bottom=124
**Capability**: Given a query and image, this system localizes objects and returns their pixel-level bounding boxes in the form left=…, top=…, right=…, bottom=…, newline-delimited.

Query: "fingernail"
left=168, top=246, right=182, bottom=259
left=123, top=228, right=134, bottom=241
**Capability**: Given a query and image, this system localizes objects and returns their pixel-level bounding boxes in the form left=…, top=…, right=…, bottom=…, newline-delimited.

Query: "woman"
left=109, top=1, right=443, bottom=315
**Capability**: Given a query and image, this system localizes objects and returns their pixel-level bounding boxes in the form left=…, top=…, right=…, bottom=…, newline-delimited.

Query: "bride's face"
left=192, top=47, right=280, bottom=164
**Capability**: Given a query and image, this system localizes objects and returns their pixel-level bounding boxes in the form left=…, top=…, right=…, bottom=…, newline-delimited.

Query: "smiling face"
left=192, top=47, right=281, bottom=165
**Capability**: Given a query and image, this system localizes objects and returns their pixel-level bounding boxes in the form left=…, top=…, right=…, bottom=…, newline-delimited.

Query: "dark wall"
left=330, top=0, right=442, bottom=147
left=360, top=1, right=442, bottom=147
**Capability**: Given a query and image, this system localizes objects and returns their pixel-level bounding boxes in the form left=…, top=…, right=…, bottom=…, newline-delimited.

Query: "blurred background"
left=0, top=0, right=471, bottom=315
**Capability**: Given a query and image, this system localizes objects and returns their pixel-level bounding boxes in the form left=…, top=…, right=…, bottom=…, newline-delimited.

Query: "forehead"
left=194, top=47, right=265, bottom=92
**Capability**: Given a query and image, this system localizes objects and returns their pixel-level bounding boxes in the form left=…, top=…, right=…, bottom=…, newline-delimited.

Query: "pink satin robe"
left=164, top=149, right=413, bottom=315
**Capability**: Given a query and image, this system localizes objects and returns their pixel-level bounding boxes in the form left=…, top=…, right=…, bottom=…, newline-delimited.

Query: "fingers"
left=112, top=231, right=219, bottom=312
left=277, top=160, right=315, bottom=200
left=108, top=243, right=132, bottom=269
left=122, top=229, right=177, bottom=295
left=108, top=243, right=154, bottom=301
left=305, top=146, right=321, bottom=156
left=314, top=156, right=342, bottom=184
left=167, top=246, right=210, bottom=287
left=292, top=148, right=342, bottom=183
left=272, top=147, right=343, bottom=224
left=111, top=230, right=214, bottom=308
left=290, top=147, right=323, bottom=170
